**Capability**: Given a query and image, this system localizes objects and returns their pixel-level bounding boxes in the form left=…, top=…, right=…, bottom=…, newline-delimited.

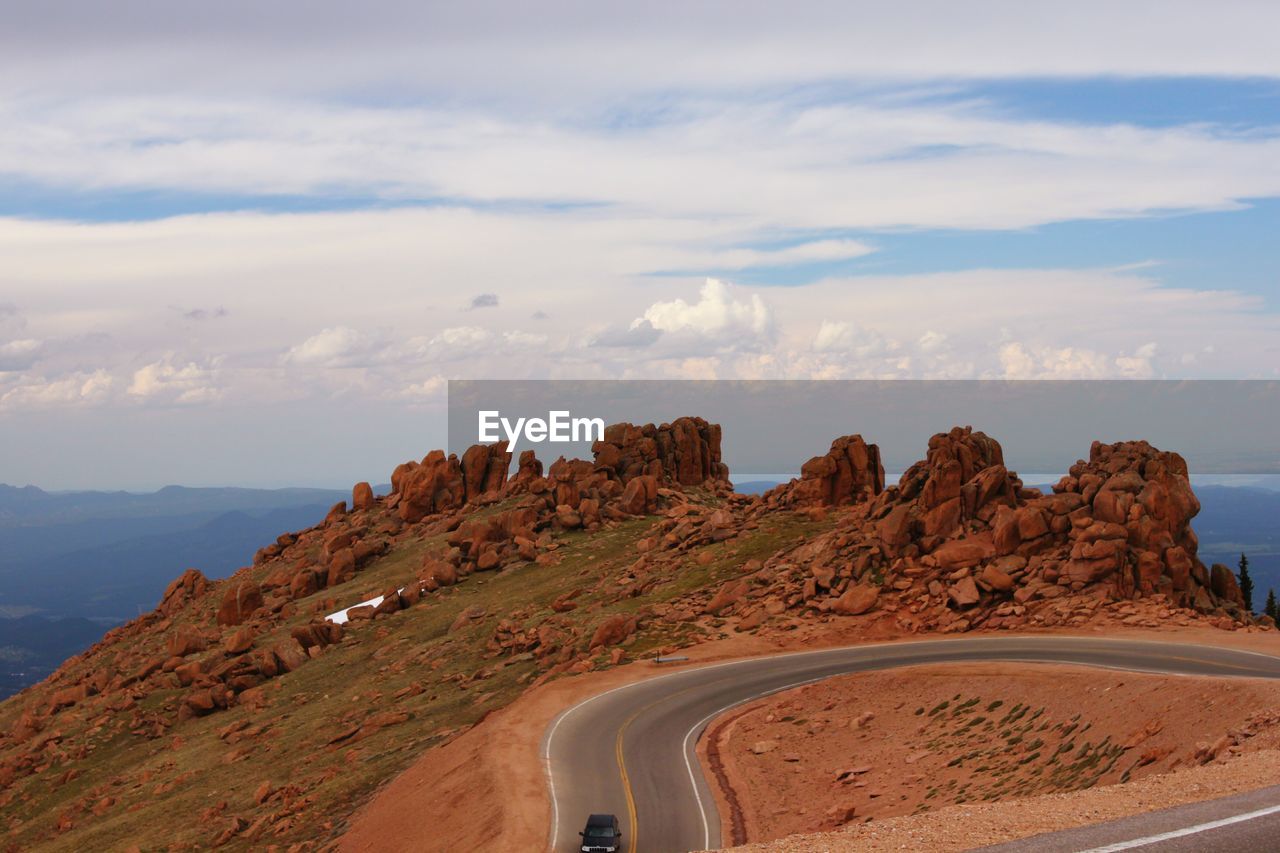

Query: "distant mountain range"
left=0, top=483, right=357, bottom=699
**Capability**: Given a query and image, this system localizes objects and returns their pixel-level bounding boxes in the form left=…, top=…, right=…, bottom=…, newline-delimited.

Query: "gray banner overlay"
left=447, top=380, right=1280, bottom=479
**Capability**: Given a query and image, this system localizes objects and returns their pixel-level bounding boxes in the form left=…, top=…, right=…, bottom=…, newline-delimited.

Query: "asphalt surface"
left=541, top=636, right=1280, bottom=853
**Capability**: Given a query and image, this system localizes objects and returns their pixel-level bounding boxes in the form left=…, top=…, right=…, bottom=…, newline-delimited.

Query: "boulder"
left=216, top=582, right=264, bottom=627
left=351, top=481, right=375, bottom=511
left=166, top=626, right=208, bottom=658
left=326, top=549, right=357, bottom=587
left=289, top=569, right=320, bottom=600
left=271, top=639, right=309, bottom=673
left=1210, top=563, right=1244, bottom=607
left=704, top=580, right=749, bottom=615
left=589, top=614, right=639, bottom=649
left=932, top=538, right=994, bottom=570
left=978, top=564, right=1014, bottom=593
left=948, top=576, right=981, bottom=608
left=618, top=475, right=659, bottom=515
left=223, top=627, right=256, bottom=655
left=421, top=558, right=458, bottom=588
left=832, top=584, right=879, bottom=616
left=158, top=569, right=211, bottom=616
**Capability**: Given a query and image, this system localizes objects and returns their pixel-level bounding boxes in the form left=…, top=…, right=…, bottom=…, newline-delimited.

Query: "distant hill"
left=0, top=483, right=352, bottom=527
left=732, top=479, right=785, bottom=495
left=1193, top=485, right=1280, bottom=605
left=0, top=614, right=107, bottom=700
left=0, top=483, right=356, bottom=696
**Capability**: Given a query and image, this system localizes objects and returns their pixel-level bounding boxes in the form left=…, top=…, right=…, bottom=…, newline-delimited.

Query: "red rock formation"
left=351, top=481, right=375, bottom=511
left=158, top=569, right=211, bottom=616
left=1049, top=440, right=1219, bottom=607
left=461, top=440, right=511, bottom=498
left=743, top=430, right=1249, bottom=630
left=592, top=416, right=729, bottom=486
left=392, top=450, right=467, bottom=522
left=776, top=435, right=884, bottom=507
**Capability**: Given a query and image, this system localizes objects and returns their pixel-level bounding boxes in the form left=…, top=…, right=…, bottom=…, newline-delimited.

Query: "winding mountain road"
left=542, top=636, right=1280, bottom=853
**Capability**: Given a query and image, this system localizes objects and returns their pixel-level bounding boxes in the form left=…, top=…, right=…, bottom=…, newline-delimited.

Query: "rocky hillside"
left=0, top=419, right=1265, bottom=850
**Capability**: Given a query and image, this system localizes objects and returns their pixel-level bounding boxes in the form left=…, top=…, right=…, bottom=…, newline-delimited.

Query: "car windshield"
left=585, top=825, right=616, bottom=837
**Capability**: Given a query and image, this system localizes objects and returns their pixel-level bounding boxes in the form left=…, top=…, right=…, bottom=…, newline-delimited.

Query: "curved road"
left=542, top=637, right=1280, bottom=853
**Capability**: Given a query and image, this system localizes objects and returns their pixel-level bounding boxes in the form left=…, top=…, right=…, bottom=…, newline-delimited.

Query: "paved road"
left=542, top=636, right=1280, bottom=853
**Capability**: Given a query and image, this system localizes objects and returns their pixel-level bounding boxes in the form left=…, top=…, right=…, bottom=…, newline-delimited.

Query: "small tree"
left=1266, top=589, right=1278, bottom=622
left=1238, top=553, right=1254, bottom=613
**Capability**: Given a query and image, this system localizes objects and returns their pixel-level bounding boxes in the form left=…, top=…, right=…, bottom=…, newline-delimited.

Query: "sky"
left=2, top=1, right=1279, bottom=489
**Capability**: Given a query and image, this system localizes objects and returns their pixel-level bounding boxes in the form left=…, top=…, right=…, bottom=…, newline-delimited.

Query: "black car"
left=579, top=813, right=623, bottom=852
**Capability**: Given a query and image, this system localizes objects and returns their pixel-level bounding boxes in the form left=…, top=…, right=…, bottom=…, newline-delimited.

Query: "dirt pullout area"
left=707, top=663, right=1280, bottom=848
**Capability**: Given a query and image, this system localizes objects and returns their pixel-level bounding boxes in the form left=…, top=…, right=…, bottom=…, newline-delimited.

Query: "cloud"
left=813, top=321, right=855, bottom=352
left=284, top=326, right=389, bottom=368
left=589, top=319, right=662, bottom=349
left=0, top=339, right=43, bottom=371
left=0, top=369, right=112, bottom=411
left=997, top=341, right=1158, bottom=379
left=398, top=375, right=446, bottom=400
left=5, top=2, right=1280, bottom=101
left=182, top=306, right=229, bottom=321
left=127, top=356, right=221, bottom=403
left=502, top=330, right=547, bottom=348
left=468, top=293, right=499, bottom=310
left=4, top=94, right=1280, bottom=233
left=640, top=278, right=773, bottom=346
left=672, top=239, right=876, bottom=272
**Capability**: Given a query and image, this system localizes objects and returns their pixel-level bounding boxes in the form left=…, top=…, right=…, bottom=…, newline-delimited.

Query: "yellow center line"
left=613, top=678, right=739, bottom=853
left=615, top=717, right=640, bottom=853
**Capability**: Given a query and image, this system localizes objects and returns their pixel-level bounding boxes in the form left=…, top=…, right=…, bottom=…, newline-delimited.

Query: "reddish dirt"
left=726, top=749, right=1280, bottom=852
left=707, top=663, right=1280, bottom=847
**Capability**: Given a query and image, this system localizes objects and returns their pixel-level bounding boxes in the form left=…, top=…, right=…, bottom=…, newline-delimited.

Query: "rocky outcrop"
left=769, top=435, right=884, bottom=507
left=460, top=441, right=511, bottom=499
left=391, top=450, right=469, bottom=523
left=591, top=416, right=729, bottom=486
left=1046, top=440, right=1220, bottom=608
left=725, top=429, right=1251, bottom=634
left=159, top=569, right=211, bottom=616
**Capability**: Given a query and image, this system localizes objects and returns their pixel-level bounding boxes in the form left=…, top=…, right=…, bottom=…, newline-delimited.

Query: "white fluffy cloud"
left=638, top=278, right=774, bottom=347
left=128, top=356, right=222, bottom=404
left=285, top=326, right=388, bottom=368
left=0, top=370, right=112, bottom=411
left=996, top=341, right=1159, bottom=380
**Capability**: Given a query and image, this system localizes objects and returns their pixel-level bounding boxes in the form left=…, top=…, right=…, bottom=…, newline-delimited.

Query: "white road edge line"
left=1080, top=803, right=1280, bottom=852
left=682, top=675, right=830, bottom=850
